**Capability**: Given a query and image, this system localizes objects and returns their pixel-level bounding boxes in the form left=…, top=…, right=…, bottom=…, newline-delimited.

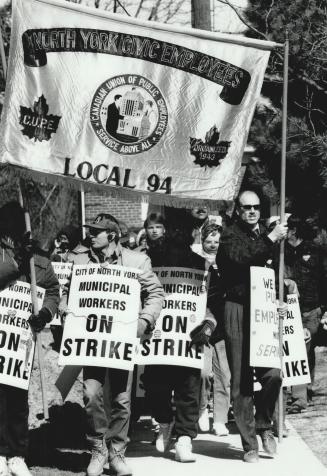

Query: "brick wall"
left=85, top=192, right=144, bottom=229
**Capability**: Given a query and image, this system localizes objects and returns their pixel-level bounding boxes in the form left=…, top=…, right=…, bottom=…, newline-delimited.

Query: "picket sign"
left=0, top=281, right=44, bottom=390
left=137, top=267, right=207, bottom=369
left=250, top=266, right=280, bottom=369
left=282, top=294, right=311, bottom=386
left=58, top=263, right=140, bottom=371
left=50, top=262, right=73, bottom=326
left=250, top=268, right=310, bottom=386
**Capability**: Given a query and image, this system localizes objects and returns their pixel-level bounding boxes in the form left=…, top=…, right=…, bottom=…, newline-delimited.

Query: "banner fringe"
left=0, top=164, right=234, bottom=213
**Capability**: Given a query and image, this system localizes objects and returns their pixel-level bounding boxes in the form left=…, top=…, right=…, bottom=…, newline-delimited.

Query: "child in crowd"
left=193, top=221, right=231, bottom=436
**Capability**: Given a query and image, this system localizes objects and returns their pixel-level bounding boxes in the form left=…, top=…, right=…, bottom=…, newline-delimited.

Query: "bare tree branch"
left=135, top=0, right=145, bottom=17
left=215, top=0, right=327, bottom=99
left=115, top=0, right=131, bottom=16
left=165, top=0, right=186, bottom=23
left=215, top=0, right=268, bottom=39
left=265, top=0, right=274, bottom=37
left=297, top=71, right=327, bottom=96
left=38, top=184, right=57, bottom=222
left=294, top=101, right=326, bottom=116
left=148, top=0, right=161, bottom=21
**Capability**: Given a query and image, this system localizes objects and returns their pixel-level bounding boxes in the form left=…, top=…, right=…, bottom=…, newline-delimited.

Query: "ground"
left=26, top=331, right=327, bottom=475
left=287, top=347, right=327, bottom=467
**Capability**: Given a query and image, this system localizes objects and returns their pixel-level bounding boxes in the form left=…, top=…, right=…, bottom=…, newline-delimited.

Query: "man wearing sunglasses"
left=216, top=190, right=287, bottom=463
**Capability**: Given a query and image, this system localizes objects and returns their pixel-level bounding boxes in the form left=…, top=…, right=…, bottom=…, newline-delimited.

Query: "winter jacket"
left=0, top=238, right=60, bottom=317
left=146, top=239, right=217, bottom=329
left=148, top=239, right=206, bottom=269
left=284, top=240, right=327, bottom=313
left=216, top=219, right=275, bottom=305
left=191, top=246, right=225, bottom=342
left=63, top=242, right=164, bottom=328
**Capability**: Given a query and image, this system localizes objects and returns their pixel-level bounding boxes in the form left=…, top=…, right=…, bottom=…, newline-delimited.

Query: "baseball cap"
left=84, top=213, right=120, bottom=233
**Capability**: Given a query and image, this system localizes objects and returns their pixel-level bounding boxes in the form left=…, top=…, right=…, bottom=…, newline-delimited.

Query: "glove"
left=28, top=307, right=52, bottom=333
left=268, top=223, right=288, bottom=242
left=303, top=327, right=311, bottom=344
left=59, top=309, right=68, bottom=327
left=14, top=232, right=37, bottom=272
left=137, top=318, right=150, bottom=337
left=321, top=313, right=327, bottom=330
left=277, top=303, right=288, bottom=320
left=190, top=320, right=215, bottom=346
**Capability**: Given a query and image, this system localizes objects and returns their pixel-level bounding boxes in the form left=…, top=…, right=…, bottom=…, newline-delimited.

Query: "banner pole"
left=0, top=18, right=7, bottom=79
left=80, top=184, right=86, bottom=240
left=278, top=31, right=289, bottom=444
left=1, top=25, right=49, bottom=412
left=18, top=181, right=49, bottom=420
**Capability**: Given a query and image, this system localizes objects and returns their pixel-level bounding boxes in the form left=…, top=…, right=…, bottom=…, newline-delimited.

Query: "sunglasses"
left=240, top=204, right=260, bottom=211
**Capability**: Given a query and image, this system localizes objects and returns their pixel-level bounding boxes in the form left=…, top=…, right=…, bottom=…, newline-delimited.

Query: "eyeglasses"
left=240, top=204, right=260, bottom=211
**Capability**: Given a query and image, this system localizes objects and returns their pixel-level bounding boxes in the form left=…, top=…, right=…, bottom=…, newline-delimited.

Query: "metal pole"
left=1, top=19, right=50, bottom=414
left=0, top=18, right=7, bottom=79
left=278, top=32, right=289, bottom=444
left=191, top=0, right=211, bottom=30
left=80, top=184, right=86, bottom=240
left=18, top=181, right=49, bottom=420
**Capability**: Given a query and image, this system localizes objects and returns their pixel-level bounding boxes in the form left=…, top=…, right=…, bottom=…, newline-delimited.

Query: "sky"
left=74, top=0, right=248, bottom=33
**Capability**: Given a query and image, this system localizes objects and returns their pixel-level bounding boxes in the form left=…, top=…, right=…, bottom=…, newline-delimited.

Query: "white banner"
left=282, top=294, right=311, bottom=386
left=58, top=264, right=140, bottom=371
left=51, top=261, right=73, bottom=326
left=0, top=281, right=44, bottom=390
left=137, top=267, right=207, bottom=368
left=250, top=266, right=280, bottom=369
left=0, top=0, right=273, bottom=205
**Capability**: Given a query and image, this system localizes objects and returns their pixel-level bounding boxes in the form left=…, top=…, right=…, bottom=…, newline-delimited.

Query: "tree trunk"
left=191, top=0, right=211, bottom=30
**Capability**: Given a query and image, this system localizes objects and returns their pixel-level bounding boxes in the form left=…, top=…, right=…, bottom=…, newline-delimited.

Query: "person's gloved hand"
left=321, top=312, right=327, bottom=330
left=190, top=320, right=215, bottom=346
left=268, top=223, right=288, bottom=243
left=59, top=309, right=68, bottom=327
left=303, top=327, right=311, bottom=343
left=28, top=307, right=52, bottom=333
left=277, top=303, right=288, bottom=320
left=137, top=318, right=150, bottom=337
left=59, top=295, right=73, bottom=326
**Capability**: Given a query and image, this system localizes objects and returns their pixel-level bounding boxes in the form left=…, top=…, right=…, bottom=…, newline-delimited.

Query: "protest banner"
left=0, top=280, right=44, bottom=390
left=250, top=266, right=280, bottom=369
left=282, top=294, right=311, bottom=386
left=58, top=264, right=140, bottom=371
left=137, top=267, right=207, bottom=369
left=50, top=262, right=73, bottom=326
left=0, top=0, right=276, bottom=207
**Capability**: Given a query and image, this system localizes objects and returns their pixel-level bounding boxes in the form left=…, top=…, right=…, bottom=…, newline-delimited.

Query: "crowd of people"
left=0, top=192, right=326, bottom=476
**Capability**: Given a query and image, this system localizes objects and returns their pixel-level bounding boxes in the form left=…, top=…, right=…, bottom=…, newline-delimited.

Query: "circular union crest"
left=90, top=74, right=168, bottom=155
